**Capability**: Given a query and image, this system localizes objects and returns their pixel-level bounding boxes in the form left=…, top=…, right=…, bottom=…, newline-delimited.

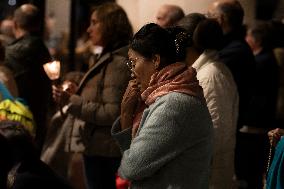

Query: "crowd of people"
left=0, top=0, right=283, bottom=189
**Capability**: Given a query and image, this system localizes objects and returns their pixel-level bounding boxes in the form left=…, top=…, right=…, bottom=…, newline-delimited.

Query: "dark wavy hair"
left=177, top=13, right=224, bottom=54
left=166, top=26, right=189, bottom=62
left=129, top=23, right=177, bottom=69
left=92, top=3, right=133, bottom=51
left=193, top=18, right=224, bottom=52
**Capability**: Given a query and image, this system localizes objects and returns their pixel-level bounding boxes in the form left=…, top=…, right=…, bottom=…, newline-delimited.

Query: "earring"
left=153, top=56, right=160, bottom=69
left=155, top=63, right=159, bottom=69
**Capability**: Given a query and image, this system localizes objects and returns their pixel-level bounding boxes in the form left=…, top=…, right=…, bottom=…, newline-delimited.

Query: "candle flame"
left=43, top=61, right=61, bottom=80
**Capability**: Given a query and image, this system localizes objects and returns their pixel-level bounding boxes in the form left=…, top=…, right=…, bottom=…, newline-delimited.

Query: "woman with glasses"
left=52, top=3, right=132, bottom=189
left=112, top=23, right=213, bottom=189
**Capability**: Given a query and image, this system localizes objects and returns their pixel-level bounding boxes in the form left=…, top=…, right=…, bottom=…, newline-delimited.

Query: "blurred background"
left=0, top=0, right=283, bottom=72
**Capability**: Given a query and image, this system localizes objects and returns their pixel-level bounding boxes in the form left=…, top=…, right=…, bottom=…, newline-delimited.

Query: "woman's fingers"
left=122, top=80, right=139, bottom=99
left=122, top=80, right=140, bottom=106
left=52, top=85, right=62, bottom=103
left=120, top=80, right=141, bottom=130
left=62, top=81, right=78, bottom=94
left=52, top=84, right=71, bottom=105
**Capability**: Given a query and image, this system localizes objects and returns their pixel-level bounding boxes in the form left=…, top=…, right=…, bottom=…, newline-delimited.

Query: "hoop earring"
left=154, top=62, right=159, bottom=69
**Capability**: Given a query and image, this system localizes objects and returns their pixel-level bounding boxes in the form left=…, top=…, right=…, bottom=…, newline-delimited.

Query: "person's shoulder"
left=256, top=50, right=277, bottom=63
left=14, top=160, right=73, bottom=189
left=110, top=46, right=129, bottom=68
left=113, top=45, right=129, bottom=57
left=155, top=92, right=205, bottom=111
left=207, top=60, right=234, bottom=77
left=16, top=35, right=41, bottom=44
left=221, top=39, right=252, bottom=57
left=26, top=35, right=46, bottom=46
left=198, top=60, right=221, bottom=75
left=6, top=35, right=44, bottom=51
left=152, top=92, right=212, bottom=131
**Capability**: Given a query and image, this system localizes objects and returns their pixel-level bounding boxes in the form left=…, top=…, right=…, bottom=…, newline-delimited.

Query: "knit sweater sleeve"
left=111, top=116, right=132, bottom=152
left=117, top=92, right=210, bottom=181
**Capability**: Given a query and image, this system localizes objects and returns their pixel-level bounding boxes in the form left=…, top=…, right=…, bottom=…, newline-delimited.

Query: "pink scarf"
left=132, top=62, right=204, bottom=137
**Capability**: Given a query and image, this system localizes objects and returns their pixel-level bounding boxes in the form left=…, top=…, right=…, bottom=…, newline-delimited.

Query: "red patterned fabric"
left=132, top=62, right=204, bottom=137
left=142, top=62, right=203, bottom=105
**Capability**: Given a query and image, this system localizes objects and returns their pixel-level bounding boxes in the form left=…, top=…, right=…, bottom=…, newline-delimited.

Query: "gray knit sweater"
left=112, top=92, right=213, bottom=189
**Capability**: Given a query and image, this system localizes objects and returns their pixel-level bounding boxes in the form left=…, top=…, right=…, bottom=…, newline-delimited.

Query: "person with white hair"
left=156, top=4, right=185, bottom=28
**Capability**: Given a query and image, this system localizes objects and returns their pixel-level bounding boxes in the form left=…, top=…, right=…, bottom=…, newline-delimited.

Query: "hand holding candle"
left=52, top=80, right=78, bottom=105
left=43, top=60, right=65, bottom=115
left=62, top=80, right=78, bottom=94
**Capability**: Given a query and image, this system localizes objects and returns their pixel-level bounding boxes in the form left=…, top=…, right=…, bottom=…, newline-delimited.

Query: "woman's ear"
left=152, top=54, right=161, bottom=69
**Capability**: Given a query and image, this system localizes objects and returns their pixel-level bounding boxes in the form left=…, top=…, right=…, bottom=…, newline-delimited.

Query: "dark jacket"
left=244, top=49, right=279, bottom=128
left=218, top=30, right=256, bottom=127
left=0, top=120, right=72, bottom=189
left=12, top=159, right=73, bottom=189
left=4, top=34, right=52, bottom=148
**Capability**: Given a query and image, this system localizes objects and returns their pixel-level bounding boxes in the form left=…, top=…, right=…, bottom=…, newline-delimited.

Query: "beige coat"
left=192, top=50, right=239, bottom=189
left=64, top=46, right=131, bottom=157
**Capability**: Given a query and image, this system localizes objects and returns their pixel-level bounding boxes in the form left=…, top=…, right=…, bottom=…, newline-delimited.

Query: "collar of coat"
left=192, top=50, right=219, bottom=72
left=77, top=45, right=128, bottom=91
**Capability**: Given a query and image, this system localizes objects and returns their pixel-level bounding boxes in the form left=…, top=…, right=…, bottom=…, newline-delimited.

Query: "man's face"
left=156, top=6, right=171, bottom=28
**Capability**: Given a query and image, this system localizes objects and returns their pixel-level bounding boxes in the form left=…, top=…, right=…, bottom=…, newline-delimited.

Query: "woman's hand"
left=268, top=128, right=284, bottom=147
left=120, top=80, right=140, bottom=130
left=52, top=81, right=78, bottom=106
left=62, top=80, right=78, bottom=94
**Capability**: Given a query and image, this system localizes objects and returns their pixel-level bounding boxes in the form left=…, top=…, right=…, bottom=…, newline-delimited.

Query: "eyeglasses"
left=125, top=58, right=137, bottom=71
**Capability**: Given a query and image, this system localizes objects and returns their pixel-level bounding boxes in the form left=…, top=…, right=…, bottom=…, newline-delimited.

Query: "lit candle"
left=62, top=82, right=69, bottom=91
left=43, top=60, right=61, bottom=80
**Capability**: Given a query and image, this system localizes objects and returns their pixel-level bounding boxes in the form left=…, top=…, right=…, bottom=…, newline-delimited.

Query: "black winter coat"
left=4, top=34, right=52, bottom=148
